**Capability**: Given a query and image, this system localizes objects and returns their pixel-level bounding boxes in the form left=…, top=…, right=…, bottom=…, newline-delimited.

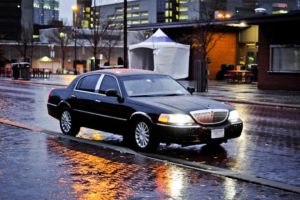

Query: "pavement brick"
left=1, top=123, right=300, bottom=199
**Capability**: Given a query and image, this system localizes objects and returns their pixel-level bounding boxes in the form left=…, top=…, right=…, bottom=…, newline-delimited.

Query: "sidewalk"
left=1, top=74, right=300, bottom=108
left=182, top=80, right=300, bottom=109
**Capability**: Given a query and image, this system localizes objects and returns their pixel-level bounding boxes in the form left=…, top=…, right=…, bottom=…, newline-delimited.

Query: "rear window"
left=76, top=75, right=100, bottom=92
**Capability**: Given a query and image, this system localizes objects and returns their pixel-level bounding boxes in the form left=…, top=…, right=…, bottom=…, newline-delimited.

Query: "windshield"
left=121, top=74, right=190, bottom=97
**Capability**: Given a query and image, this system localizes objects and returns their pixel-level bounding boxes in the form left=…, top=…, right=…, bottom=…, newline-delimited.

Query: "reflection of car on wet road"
left=47, top=69, right=243, bottom=151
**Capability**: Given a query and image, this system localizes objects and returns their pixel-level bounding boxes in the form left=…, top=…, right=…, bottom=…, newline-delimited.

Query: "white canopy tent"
left=128, top=29, right=190, bottom=79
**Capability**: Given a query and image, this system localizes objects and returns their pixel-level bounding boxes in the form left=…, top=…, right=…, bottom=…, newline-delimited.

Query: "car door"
left=68, top=74, right=103, bottom=127
left=95, top=74, right=132, bottom=133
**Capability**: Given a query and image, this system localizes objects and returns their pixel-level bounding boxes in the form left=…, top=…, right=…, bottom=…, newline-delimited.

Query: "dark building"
left=0, top=0, right=22, bottom=40
left=77, top=0, right=92, bottom=28
left=248, top=13, right=300, bottom=90
left=0, top=0, right=33, bottom=40
left=33, top=0, right=59, bottom=25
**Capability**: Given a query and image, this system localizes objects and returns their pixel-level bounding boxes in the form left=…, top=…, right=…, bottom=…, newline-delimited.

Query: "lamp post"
left=59, top=32, right=66, bottom=73
left=123, top=0, right=128, bottom=68
left=49, top=43, right=55, bottom=73
left=72, top=5, right=78, bottom=74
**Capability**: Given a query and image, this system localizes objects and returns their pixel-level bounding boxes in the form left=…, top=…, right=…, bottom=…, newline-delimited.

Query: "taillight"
left=48, top=88, right=54, bottom=101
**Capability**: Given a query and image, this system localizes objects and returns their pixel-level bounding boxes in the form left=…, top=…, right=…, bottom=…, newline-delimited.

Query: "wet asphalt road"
left=0, top=80, right=300, bottom=199
left=1, top=123, right=299, bottom=200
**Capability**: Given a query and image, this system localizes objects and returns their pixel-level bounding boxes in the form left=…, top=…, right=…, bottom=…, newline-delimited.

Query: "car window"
left=99, top=75, right=119, bottom=94
left=76, top=75, right=100, bottom=92
left=122, top=74, right=189, bottom=97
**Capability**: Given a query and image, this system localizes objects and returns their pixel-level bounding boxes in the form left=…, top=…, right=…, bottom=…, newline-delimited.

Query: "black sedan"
left=47, top=69, right=243, bottom=151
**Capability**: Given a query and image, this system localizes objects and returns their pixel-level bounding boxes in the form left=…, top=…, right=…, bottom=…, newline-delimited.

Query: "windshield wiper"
left=159, top=93, right=186, bottom=96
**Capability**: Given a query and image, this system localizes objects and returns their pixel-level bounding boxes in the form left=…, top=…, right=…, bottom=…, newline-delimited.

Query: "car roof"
left=85, top=68, right=160, bottom=77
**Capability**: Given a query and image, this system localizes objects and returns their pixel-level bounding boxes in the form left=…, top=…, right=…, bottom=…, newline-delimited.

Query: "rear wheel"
left=132, top=119, right=159, bottom=152
left=59, top=109, right=80, bottom=136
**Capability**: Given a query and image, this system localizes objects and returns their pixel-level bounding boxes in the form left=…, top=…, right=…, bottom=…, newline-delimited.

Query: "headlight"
left=228, top=110, right=240, bottom=123
left=158, top=114, right=195, bottom=125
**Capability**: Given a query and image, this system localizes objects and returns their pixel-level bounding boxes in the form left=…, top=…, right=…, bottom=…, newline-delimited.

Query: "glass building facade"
left=33, top=0, right=59, bottom=25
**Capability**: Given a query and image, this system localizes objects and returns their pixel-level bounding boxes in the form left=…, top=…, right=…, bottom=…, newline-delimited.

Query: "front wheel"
left=60, top=109, right=80, bottom=136
left=133, top=120, right=159, bottom=152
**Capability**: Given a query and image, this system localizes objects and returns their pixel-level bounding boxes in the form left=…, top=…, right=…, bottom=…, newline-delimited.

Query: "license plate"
left=211, top=129, right=224, bottom=139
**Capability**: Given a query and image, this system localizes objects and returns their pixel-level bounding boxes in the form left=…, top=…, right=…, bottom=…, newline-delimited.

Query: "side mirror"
left=105, top=89, right=124, bottom=102
left=187, top=87, right=195, bottom=94
left=105, top=89, right=118, bottom=97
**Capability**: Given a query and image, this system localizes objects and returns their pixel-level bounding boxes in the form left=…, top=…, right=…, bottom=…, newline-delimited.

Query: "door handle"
left=70, top=95, right=77, bottom=98
left=95, top=99, right=101, bottom=103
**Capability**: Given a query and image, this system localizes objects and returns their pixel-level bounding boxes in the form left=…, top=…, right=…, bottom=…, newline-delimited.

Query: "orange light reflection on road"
left=50, top=140, right=195, bottom=199
left=52, top=143, right=135, bottom=199
left=156, top=165, right=188, bottom=199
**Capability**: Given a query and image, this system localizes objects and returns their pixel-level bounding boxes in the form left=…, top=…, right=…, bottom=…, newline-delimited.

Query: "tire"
left=59, top=109, right=80, bottom=136
left=132, top=119, right=159, bottom=152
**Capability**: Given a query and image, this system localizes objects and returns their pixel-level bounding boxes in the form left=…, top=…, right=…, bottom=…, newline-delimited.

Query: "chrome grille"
left=190, top=109, right=229, bottom=125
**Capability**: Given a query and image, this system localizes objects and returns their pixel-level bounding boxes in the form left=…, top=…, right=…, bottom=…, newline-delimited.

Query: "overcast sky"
left=59, top=0, right=76, bottom=25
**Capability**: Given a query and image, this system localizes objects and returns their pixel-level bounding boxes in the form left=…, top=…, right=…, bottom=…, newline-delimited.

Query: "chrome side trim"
left=47, top=103, right=58, bottom=107
left=157, top=123, right=200, bottom=128
left=73, top=109, right=127, bottom=121
left=130, top=112, right=153, bottom=123
left=73, top=89, right=106, bottom=96
left=58, top=100, right=72, bottom=109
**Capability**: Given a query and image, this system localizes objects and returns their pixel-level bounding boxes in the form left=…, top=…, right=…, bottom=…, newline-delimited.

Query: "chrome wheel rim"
left=135, top=122, right=150, bottom=148
left=61, top=111, right=72, bottom=133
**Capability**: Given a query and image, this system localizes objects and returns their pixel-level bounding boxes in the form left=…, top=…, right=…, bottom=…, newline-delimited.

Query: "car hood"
left=130, top=95, right=232, bottom=113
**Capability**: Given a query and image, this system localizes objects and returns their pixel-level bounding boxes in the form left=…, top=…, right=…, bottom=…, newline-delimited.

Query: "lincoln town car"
left=47, top=69, right=243, bottom=151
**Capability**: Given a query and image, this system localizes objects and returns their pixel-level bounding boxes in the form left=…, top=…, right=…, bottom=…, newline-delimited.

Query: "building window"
left=133, top=5, right=139, bottom=10
left=141, top=12, right=149, bottom=17
left=179, top=6, right=188, bottom=12
left=116, top=7, right=123, bottom=12
left=270, top=45, right=300, bottom=73
left=141, top=20, right=149, bottom=24
left=165, top=10, right=172, bottom=17
left=132, top=13, right=140, bottom=17
left=179, top=14, right=188, bottom=20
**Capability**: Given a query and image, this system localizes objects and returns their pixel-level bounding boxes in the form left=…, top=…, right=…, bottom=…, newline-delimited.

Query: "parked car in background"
left=47, top=69, right=243, bottom=151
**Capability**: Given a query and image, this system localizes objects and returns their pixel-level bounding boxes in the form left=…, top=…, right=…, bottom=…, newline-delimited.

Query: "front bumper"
left=154, top=122, right=243, bottom=145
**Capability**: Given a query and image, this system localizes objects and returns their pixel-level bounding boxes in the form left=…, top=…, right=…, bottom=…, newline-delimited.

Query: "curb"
left=142, top=153, right=300, bottom=195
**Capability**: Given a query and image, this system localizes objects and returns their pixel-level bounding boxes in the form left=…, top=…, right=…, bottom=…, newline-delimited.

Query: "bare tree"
left=101, top=24, right=122, bottom=64
left=79, top=4, right=121, bottom=69
left=47, top=25, right=72, bottom=73
left=192, top=0, right=226, bottom=61
left=15, top=26, right=34, bottom=63
left=182, top=0, right=227, bottom=92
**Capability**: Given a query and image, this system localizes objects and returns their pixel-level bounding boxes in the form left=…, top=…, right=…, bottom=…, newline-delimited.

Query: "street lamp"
left=59, top=32, right=67, bottom=73
left=72, top=5, right=78, bottom=74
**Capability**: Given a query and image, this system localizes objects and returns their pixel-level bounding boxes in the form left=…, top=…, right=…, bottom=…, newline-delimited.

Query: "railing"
left=0, top=67, right=51, bottom=79
left=31, top=68, right=51, bottom=79
left=224, top=70, right=254, bottom=83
